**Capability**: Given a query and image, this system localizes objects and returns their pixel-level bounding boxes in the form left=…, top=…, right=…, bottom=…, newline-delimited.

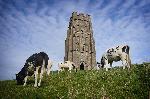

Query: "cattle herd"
left=16, top=45, right=131, bottom=87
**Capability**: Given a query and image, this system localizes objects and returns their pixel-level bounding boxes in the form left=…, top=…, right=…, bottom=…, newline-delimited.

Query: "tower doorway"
left=80, top=63, right=84, bottom=70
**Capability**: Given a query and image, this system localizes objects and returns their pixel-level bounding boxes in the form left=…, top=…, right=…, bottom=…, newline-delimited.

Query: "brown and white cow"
left=16, top=52, right=53, bottom=87
left=97, top=45, right=131, bottom=71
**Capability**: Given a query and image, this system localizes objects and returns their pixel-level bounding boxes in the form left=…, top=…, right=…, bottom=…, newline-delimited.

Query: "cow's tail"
left=126, top=45, right=131, bottom=68
left=127, top=55, right=131, bottom=68
left=126, top=45, right=130, bottom=54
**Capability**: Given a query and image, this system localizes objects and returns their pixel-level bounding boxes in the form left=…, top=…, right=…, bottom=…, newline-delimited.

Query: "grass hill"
left=0, top=63, right=150, bottom=99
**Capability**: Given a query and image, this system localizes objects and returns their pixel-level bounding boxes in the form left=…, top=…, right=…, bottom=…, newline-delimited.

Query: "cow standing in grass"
left=58, top=61, right=76, bottom=73
left=97, top=45, right=131, bottom=71
left=16, top=52, right=53, bottom=87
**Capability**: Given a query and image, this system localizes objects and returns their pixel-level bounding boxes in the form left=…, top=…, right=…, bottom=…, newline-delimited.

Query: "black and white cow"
left=58, top=61, right=77, bottom=73
left=97, top=45, right=131, bottom=71
left=16, top=52, right=52, bottom=87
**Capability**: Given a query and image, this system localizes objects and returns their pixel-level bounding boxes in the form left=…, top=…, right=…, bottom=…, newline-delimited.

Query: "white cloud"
left=0, top=0, right=149, bottom=80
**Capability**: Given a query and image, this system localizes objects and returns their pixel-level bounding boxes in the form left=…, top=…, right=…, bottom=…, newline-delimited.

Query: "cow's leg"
left=124, top=54, right=129, bottom=69
left=121, top=54, right=128, bottom=69
left=58, top=69, right=60, bottom=73
left=110, top=62, right=113, bottom=68
left=122, top=60, right=127, bottom=69
left=23, top=76, right=28, bottom=86
left=47, top=68, right=50, bottom=75
left=69, top=66, right=71, bottom=73
left=46, top=62, right=50, bottom=75
left=127, top=55, right=131, bottom=69
left=105, top=61, right=109, bottom=71
left=47, top=65, right=51, bottom=75
left=47, top=60, right=52, bottom=75
left=106, top=67, right=108, bottom=71
left=127, top=61, right=130, bottom=69
left=58, top=65, right=60, bottom=73
left=38, top=66, right=44, bottom=87
left=59, top=66, right=62, bottom=73
left=34, top=67, right=39, bottom=87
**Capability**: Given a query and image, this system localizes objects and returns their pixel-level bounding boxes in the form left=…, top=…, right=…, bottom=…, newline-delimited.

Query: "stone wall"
left=64, top=12, right=96, bottom=70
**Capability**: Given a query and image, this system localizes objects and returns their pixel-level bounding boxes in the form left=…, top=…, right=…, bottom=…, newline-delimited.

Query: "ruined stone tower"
left=64, top=12, right=96, bottom=70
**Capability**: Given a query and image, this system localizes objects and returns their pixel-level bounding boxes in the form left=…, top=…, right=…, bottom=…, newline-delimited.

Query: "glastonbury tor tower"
left=64, top=12, right=96, bottom=70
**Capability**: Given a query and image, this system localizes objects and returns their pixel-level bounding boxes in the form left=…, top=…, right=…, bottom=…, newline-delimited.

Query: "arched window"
left=80, top=63, right=84, bottom=70
left=82, top=46, right=84, bottom=51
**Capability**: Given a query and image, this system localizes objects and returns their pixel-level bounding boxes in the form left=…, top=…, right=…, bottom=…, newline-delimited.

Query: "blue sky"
left=0, top=0, right=150, bottom=80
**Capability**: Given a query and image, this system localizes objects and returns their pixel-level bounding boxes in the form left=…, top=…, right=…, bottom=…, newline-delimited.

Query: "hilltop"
left=0, top=63, right=150, bottom=99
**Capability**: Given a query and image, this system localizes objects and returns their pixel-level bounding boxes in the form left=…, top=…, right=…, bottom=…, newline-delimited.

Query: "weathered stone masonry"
left=64, top=12, right=96, bottom=70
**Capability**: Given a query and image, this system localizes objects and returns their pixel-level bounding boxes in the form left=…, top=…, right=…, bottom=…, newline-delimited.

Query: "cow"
left=97, top=45, right=131, bottom=71
left=16, top=52, right=53, bottom=87
left=58, top=61, right=76, bottom=73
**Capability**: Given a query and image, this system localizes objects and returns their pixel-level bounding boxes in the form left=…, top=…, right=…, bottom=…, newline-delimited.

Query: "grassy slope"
left=0, top=63, right=150, bottom=99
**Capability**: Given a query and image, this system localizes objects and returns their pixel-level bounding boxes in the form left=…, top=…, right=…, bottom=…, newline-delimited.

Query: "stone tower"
left=64, top=12, right=96, bottom=70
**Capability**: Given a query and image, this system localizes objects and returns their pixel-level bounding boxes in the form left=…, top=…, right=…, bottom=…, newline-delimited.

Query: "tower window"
left=80, top=63, right=84, bottom=70
left=83, top=46, right=84, bottom=51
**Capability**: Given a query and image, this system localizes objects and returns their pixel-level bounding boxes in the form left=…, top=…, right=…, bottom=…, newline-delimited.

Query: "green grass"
left=0, top=63, right=150, bottom=99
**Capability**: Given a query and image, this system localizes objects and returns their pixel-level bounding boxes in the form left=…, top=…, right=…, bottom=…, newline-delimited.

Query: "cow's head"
left=97, top=56, right=105, bottom=68
left=97, top=62, right=104, bottom=68
left=97, top=62, right=103, bottom=68
left=72, top=63, right=76, bottom=69
left=16, top=73, right=24, bottom=85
